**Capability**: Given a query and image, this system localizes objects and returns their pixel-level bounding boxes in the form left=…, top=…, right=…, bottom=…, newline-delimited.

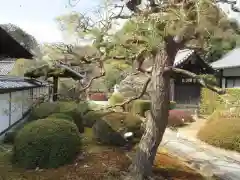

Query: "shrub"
left=108, top=92, right=125, bottom=106
left=170, top=101, right=176, bottom=110
left=131, top=100, right=151, bottom=116
left=48, top=113, right=74, bottom=121
left=82, top=110, right=109, bottom=128
left=197, top=116, right=240, bottom=152
left=168, top=110, right=194, bottom=127
left=200, top=88, right=240, bottom=115
left=28, top=102, right=59, bottom=121
left=89, top=93, right=108, bottom=101
left=29, top=101, right=85, bottom=133
left=3, top=131, right=17, bottom=144
left=92, top=112, right=143, bottom=146
left=12, top=119, right=81, bottom=169
left=127, top=100, right=176, bottom=116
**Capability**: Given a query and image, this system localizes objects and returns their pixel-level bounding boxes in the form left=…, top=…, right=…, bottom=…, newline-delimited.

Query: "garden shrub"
left=92, top=112, right=143, bottom=146
left=168, top=110, right=194, bottom=127
left=197, top=116, right=240, bottom=152
left=48, top=113, right=74, bottom=121
left=200, top=88, right=240, bottom=115
left=89, top=93, right=108, bottom=101
left=29, top=101, right=86, bottom=133
left=127, top=100, right=176, bottom=116
left=3, top=131, right=17, bottom=144
left=131, top=100, right=151, bottom=116
left=109, top=92, right=125, bottom=106
left=82, top=110, right=110, bottom=128
left=12, top=118, right=81, bottom=169
left=170, top=101, right=176, bottom=110
left=28, top=102, right=59, bottom=121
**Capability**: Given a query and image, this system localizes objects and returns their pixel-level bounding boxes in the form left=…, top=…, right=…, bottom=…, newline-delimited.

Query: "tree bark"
left=126, top=48, right=174, bottom=180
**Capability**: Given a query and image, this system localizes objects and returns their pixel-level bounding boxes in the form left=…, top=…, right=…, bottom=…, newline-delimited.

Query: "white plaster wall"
left=223, top=67, right=240, bottom=77
left=0, top=93, right=10, bottom=133
left=33, top=87, right=39, bottom=101
left=11, top=91, right=23, bottom=125
left=22, top=89, right=32, bottom=114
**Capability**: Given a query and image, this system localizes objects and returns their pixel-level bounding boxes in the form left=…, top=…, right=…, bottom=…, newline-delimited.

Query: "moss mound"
left=92, top=112, right=143, bottom=146
left=12, top=119, right=81, bottom=169
left=197, top=115, right=240, bottom=152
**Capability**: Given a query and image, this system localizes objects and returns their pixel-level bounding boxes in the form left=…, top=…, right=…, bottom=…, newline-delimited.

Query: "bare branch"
left=169, top=67, right=225, bottom=94
left=109, top=76, right=151, bottom=107
left=96, top=76, right=151, bottom=112
left=79, top=59, right=106, bottom=92
left=57, top=63, right=86, bottom=78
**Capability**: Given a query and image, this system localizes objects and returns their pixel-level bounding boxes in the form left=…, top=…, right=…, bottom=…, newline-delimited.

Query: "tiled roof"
left=146, top=49, right=195, bottom=72
left=211, top=48, right=240, bottom=69
left=174, top=49, right=194, bottom=66
left=0, top=76, right=50, bottom=89
left=0, top=60, right=15, bottom=75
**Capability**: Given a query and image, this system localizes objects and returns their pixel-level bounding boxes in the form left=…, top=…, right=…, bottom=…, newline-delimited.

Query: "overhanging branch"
left=106, top=76, right=151, bottom=109
left=169, top=67, right=225, bottom=94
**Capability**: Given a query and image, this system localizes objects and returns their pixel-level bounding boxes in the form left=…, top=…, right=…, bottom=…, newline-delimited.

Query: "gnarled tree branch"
left=167, top=67, right=225, bottom=94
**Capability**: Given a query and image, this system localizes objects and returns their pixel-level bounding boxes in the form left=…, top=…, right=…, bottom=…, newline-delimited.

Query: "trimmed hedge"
left=3, top=131, right=17, bottom=144
left=48, top=113, right=74, bottom=121
left=108, top=92, right=125, bottom=106
left=127, top=100, right=176, bottom=116
left=12, top=118, right=81, bottom=169
left=82, top=111, right=110, bottom=128
left=200, top=88, right=240, bottom=115
left=28, top=101, right=90, bottom=133
left=131, top=100, right=151, bottom=116
left=197, top=115, right=240, bottom=152
left=92, top=112, right=143, bottom=146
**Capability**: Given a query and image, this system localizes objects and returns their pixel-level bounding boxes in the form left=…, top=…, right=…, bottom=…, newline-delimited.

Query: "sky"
left=0, top=0, right=101, bottom=43
left=0, top=0, right=239, bottom=44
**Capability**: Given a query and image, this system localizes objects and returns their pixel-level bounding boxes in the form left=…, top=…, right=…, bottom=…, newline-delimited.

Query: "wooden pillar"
left=53, top=76, right=58, bottom=101
left=9, top=92, right=11, bottom=126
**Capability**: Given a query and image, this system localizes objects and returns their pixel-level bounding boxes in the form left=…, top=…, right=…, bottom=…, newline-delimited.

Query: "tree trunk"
left=126, top=48, right=175, bottom=180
